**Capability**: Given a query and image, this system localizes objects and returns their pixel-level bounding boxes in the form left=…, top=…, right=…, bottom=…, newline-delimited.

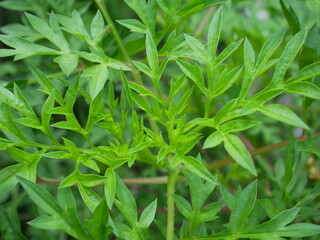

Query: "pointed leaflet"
left=0, top=164, right=25, bottom=194
left=82, top=64, right=109, bottom=100
left=104, top=168, right=116, bottom=209
left=26, top=12, right=69, bottom=51
left=286, top=61, right=320, bottom=83
left=176, top=60, right=206, bottom=94
left=223, top=134, right=257, bottom=176
left=268, top=29, right=307, bottom=88
left=115, top=175, right=138, bottom=227
left=208, top=6, right=223, bottom=61
left=258, top=104, right=309, bottom=130
left=229, top=181, right=258, bottom=232
left=179, top=156, right=217, bottom=184
left=215, top=39, right=243, bottom=66
left=78, top=183, right=101, bottom=212
left=203, top=131, right=223, bottom=149
left=138, top=199, right=157, bottom=229
left=91, top=10, right=105, bottom=42
left=146, top=31, right=159, bottom=73
left=184, top=34, right=209, bottom=63
left=172, top=195, right=193, bottom=219
left=53, top=53, right=78, bottom=76
left=255, top=28, right=286, bottom=70
left=286, top=82, right=320, bottom=99
left=117, top=19, right=147, bottom=33
left=239, top=38, right=255, bottom=100
left=28, top=216, right=63, bottom=230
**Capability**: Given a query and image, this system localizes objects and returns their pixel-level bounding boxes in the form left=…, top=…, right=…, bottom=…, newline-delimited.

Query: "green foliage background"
left=0, top=0, right=320, bottom=239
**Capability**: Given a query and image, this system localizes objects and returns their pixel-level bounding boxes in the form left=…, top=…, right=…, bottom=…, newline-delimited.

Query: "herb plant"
left=1, top=0, right=320, bottom=239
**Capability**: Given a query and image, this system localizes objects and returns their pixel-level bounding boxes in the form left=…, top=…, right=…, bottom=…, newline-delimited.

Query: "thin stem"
left=166, top=169, right=179, bottom=240
left=94, top=0, right=141, bottom=84
left=195, top=7, right=216, bottom=36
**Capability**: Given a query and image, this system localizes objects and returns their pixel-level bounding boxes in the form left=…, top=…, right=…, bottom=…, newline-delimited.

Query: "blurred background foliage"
left=0, top=0, right=320, bottom=239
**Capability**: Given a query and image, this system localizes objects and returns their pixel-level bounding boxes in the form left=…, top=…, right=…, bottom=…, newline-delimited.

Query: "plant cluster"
left=0, top=0, right=320, bottom=239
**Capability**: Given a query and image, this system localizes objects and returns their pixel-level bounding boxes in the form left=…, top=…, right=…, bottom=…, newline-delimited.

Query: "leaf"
left=258, top=104, right=309, bottom=130
left=0, top=34, right=59, bottom=59
left=28, top=216, right=63, bottom=230
left=173, top=194, right=193, bottom=219
left=117, top=19, right=146, bottom=33
left=286, top=61, right=320, bottom=83
left=115, top=175, right=138, bottom=227
left=286, top=82, right=320, bottom=99
left=229, top=180, right=257, bottom=232
left=203, top=131, right=223, bottom=149
left=78, top=184, right=101, bottom=213
left=29, top=65, right=64, bottom=105
left=146, top=31, right=158, bottom=73
left=208, top=6, right=223, bottom=61
left=199, top=202, right=224, bottom=222
left=139, top=199, right=157, bottom=229
left=176, top=60, right=206, bottom=94
left=255, top=28, right=286, bottom=69
left=0, top=164, right=25, bottom=194
left=17, top=176, right=62, bottom=216
left=53, top=53, right=79, bottom=76
left=223, top=134, right=257, bottom=176
left=85, top=199, right=110, bottom=240
left=219, top=120, right=261, bottom=133
left=41, top=91, right=55, bottom=129
left=184, top=34, right=209, bottom=63
left=280, top=0, right=300, bottom=35
left=104, top=168, right=116, bottom=209
left=215, top=39, right=243, bottom=66
left=82, top=64, right=109, bottom=100
left=91, top=10, right=105, bottom=42
left=179, top=156, right=217, bottom=184
left=26, top=12, right=69, bottom=51
left=268, top=29, right=307, bottom=88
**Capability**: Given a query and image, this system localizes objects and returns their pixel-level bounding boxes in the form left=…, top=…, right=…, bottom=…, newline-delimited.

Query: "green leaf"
left=82, top=64, right=109, bottom=100
left=17, top=176, right=62, bottom=216
left=86, top=199, right=110, bottom=240
left=26, top=12, right=69, bottom=51
left=203, top=131, right=223, bottom=149
left=0, top=34, right=59, bottom=59
left=28, top=216, right=63, bottom=230
left=53, top=53, right=79, bottom=76
left=0, top=164, right=25, bottom=194
left=215, top=39, right=243, bottom=66
left=184, top=34, right=209, bottom=63
left=286, top=61, right=320, bottom=83
left=139, top=199, right=157, bottom=229
left=91, top=10, right=105, bottom=42
left=219, top=120, right=261, bottom=133
left=255, top=28, right=286, bottom=70
left=78, top=183, right=101, bottom=213
left=223, top=134, right=257, bottom=176
left=104, top=168, right=116, bottom=209
left=117, top=19, right=146, bottom=33
left=176, top=60, right=206, bottom=94
left=146, top=31, right=159, bottom=73
left=229, top=180, right=257, bottom=232
left=59, top=171, right=78, bottom=189
left=208, top=6, right=223, bottom=61
left=172, top=195, right=192, bottom=219
left=199, top=202, right=224, bottom=222
left=280, top=0, right=300, bottom=35
left=29, top=65, right=64, bottom=105
left=41, top=91, right=55, bottom=129
left=179, top=156, right=217, bottom=184
left=115, top=175, right=138, bottom=227
left=215, top=66, right=243, bottom=97
left=286, top=82, right=320, bottom=99
left=268, top=29, right=307, bottom=88
left=258, top=104, right=309, bottom=130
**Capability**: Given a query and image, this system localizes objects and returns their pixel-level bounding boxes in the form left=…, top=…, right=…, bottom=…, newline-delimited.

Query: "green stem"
left=166, top=169, right=179, bottom=240
left=94, top=0, right=142, bottom=84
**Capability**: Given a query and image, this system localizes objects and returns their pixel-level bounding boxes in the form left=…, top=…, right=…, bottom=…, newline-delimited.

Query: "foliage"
left=1, top=0, right=320, bottom=239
